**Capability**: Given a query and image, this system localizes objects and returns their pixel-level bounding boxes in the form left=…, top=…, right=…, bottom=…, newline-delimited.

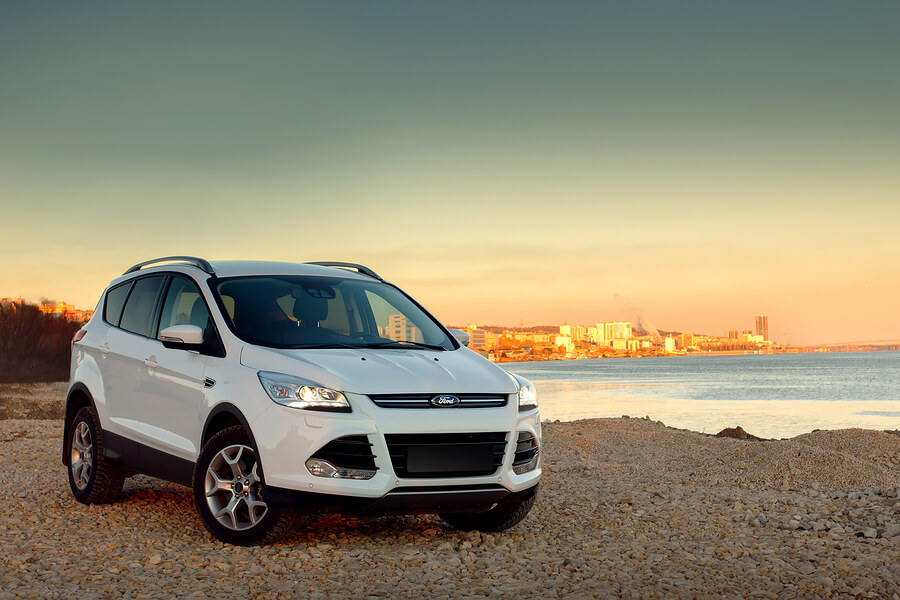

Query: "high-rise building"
left=388, top=313, right=423, bottom=342
left=572, top=325, right=588, bottom=343
left=554, top=335, right=574, bottom=353
left=604, top=321, right=632, bottom=340
left=755, top=315, right=769, bottom=341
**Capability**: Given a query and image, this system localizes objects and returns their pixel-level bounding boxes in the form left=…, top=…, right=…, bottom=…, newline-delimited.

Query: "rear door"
left=105, top=275, right=167, bottom=444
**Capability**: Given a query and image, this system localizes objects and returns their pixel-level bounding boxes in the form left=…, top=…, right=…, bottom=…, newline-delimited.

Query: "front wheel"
left=192, top=426, right=295, bottom=545
left=440, top=491, right=537, bottom=532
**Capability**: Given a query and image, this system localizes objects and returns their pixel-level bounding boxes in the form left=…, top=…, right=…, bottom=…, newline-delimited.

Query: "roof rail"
left=124, top=256, right=215, bottom=275
left=305, top=261, right=383, bottom=281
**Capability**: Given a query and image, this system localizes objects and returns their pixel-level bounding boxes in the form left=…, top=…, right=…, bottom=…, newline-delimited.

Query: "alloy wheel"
left=204, top=444, right=268, bottom=531
left=70, top=421, right=93, bottom=490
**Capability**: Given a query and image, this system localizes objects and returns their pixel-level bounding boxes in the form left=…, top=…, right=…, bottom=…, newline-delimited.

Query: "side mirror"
left=448, top=328, right=470, bottom=347
left=160, top=324, right=205, bottom=350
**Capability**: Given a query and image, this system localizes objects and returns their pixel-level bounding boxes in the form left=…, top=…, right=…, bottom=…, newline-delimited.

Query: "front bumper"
left=250, top=391, right=542, bottom=503
left=263, top=482, right=540, bottom=515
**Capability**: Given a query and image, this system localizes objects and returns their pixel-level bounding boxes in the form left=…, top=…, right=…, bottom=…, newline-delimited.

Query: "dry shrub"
left=0, top=302, right=83, bottom=383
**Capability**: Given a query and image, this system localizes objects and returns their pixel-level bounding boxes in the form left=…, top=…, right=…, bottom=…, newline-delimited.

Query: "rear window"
left=103, top=282, right=132, bottom=327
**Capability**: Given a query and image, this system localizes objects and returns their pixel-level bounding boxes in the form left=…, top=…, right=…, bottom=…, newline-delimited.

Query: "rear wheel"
left=440, top=491, right=537, bottom=532
left=192, top=426, right=296, bottom=545
left=67, top=406, right=124, bottom=504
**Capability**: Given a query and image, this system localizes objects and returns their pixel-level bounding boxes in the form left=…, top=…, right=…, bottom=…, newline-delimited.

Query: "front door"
left=140, top=275, right=213, bottom=460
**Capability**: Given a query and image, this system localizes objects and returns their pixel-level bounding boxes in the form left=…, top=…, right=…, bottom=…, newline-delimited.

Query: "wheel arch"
left=62, top=383, right=96, bottom=466
left=201, top=403, right=258, bottom=451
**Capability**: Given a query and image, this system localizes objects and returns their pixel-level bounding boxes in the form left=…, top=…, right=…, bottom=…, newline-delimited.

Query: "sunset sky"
left=2, top=2, right=898, bottom=345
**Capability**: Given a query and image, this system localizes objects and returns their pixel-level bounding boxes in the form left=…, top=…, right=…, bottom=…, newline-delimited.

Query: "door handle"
left=144, top=357, right=159, bottom=369
left=100, top=343, right=110, bottom=356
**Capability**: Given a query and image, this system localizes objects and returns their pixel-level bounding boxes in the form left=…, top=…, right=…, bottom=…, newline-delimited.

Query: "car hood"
left=239, top=345, right=518, bottom=395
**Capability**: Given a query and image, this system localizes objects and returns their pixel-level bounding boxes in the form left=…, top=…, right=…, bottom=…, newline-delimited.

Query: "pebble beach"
left=1, top=384, right=899, bottom=599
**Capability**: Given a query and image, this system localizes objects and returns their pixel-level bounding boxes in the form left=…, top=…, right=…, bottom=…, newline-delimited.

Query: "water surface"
left=504, top=352, right=900, bottom=438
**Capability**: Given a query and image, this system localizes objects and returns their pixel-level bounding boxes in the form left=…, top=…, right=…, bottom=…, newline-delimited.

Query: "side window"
left=158, top=277, right=210, bottom=337
left=104, top=281, right=132, bottom=326
left=119, top=276, right=166, bottom=337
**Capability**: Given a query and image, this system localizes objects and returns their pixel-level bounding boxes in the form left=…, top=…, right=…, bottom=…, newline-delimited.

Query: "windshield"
left=213, top=275, right=455, bottom=350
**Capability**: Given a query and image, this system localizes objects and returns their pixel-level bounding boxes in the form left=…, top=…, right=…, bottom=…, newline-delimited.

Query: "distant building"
left=604, top=321, right=632, bottom=341
left=572, top=325, right=588, bottom=343
left=664, top=337, right=676, bottom=353
left=755, top=315, right=769, bottom=341
left=554, top=335, right=574, bottom=353
left=37, top=301, right=94, bottom=322
left=388, top=313, right=422, bottom=342
left=39, top=302, right=75, bottom=317
left=728, top=330, right=739, bottom=340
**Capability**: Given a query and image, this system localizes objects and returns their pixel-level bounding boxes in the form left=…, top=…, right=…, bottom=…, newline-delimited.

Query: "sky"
left=1, top=2, right=898, bottom=345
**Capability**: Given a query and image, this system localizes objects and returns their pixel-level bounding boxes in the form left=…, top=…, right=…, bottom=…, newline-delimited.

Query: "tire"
left=66, top=406, right=125, bottom=504
left=440, top=490, right=537, bottom=532
left=192, top=426, right=296, bottom=545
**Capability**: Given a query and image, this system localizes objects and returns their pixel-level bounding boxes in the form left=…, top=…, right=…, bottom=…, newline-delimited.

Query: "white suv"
left=65, top=257, right=540, bottom=544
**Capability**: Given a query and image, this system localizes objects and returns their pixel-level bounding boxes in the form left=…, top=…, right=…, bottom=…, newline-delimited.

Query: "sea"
left=503, top=351, right=900, bottom=439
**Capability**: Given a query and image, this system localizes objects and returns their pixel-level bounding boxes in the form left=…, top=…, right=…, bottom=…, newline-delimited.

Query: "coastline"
left=494, top=346, right=900, bottom=363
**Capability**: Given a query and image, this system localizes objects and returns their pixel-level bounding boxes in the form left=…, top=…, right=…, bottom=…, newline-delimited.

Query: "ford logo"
left=430, top=394, right=460, bottom=407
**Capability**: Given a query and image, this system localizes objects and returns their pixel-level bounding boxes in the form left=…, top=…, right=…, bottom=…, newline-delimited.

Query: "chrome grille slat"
left=368, top=393, right=508, bottom=409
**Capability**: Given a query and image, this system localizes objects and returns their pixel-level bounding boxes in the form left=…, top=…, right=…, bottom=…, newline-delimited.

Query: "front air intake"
left=385, top=432, right=507, bottom=478
left=513, top=431, right=539, bottom=475
left=309, top=435, right=377, bottom=471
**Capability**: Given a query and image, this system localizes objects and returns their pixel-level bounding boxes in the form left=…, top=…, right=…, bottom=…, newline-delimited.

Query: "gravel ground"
left=1, top=387, right=899, bottom=599
left=0, top=383, right=67, bottom=420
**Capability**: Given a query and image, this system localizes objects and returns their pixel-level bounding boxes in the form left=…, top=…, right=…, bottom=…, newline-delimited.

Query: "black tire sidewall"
left=192, top=426, right=283, bottom=545
left=66, top=406, right=104, bottom=503
left=441, top=490, right=537, bottom=532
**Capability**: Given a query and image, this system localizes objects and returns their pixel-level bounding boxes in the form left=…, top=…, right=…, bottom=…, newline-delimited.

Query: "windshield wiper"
left=285, top=343, right=365, bottom=350
left=365, top=341, right=447, bottom=351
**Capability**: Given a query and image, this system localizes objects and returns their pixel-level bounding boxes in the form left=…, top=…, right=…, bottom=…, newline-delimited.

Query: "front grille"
left=368, top=393, right=508, bottom=409
left=310, top=435, right=377, bottom=471
left=385, top=432, right=507, bottom=478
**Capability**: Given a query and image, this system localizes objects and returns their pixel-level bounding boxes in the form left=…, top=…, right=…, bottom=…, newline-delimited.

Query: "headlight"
left=505, top=371, right=538, bottom=411
left=258, top=372, right=351, bottom=413
left=518, top=383, right=538, bottom=411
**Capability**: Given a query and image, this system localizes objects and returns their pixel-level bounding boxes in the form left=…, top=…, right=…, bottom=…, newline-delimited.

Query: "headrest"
left=292, top=293, right=328, bottom=325
left=188, top=297, right=207, bottom=329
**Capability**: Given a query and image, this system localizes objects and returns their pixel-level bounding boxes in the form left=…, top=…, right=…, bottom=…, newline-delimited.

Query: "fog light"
left=513, top=450, right=540, bottom=475
left=305, top=458, right=376, bottom=480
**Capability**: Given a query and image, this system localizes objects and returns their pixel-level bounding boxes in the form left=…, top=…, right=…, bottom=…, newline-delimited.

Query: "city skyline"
left=2, top=2, right=899, bottom=346
left=12, top=290, right=899, bottom=350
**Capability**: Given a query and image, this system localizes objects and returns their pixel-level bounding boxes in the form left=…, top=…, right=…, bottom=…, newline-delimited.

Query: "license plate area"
left=406, top=444, right=495, bottom=476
